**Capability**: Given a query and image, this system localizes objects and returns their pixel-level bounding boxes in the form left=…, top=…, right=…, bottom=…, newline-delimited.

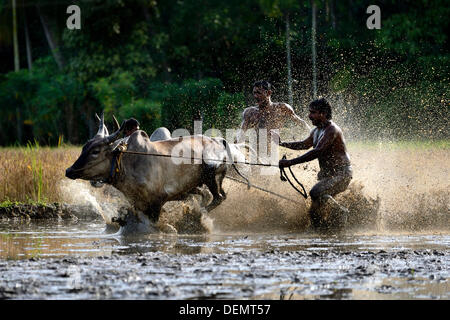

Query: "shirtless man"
left=278, top=98, right=352, bottom=229
left=123, top=118, right=140, bottom=137
left=237, top=80, right=310, bottom=156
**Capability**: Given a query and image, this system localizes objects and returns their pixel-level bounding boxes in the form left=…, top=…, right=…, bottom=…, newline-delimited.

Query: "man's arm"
left=282, top=104, right=311, bottom=132
left=279, top=126, right=337, bottom=167
left=236, top=108, right=254, bottom=143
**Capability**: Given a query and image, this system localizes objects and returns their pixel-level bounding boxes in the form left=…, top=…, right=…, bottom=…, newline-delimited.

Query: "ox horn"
left=103, top=120, right=125, bottom=144
left=95, top=111, right=109, bottom=138
left=112, top=115, right=120, bottom=131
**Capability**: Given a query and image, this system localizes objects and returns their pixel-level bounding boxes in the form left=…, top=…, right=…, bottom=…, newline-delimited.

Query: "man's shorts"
left=310, top=166, right=353, bottom=201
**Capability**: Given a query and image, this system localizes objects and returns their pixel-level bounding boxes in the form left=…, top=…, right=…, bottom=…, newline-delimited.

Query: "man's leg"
left=323, top=194, right=349, bottom=213
left=308, top=196, right=322, bottom=228
left=322, top=194, right=349, bottom=227
left=309, top=180, right=330, bottom=228
left=308, top=175, right=351, bottom=229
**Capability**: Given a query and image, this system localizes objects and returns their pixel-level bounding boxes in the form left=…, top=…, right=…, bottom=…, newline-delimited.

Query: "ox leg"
left=144, top=203, right=162, bottom=223
left=203, top=165, right=226, bottom=211
left=217, top=170, right=227, bottom=199
left=190, top=186, right=213, bottom=207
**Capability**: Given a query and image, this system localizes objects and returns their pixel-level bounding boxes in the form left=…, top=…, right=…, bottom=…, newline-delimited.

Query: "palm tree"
left=36, top=2, right=65, bottom=70
left=12, top=0, right=19, bottom=71
left=311, top=0, right=317, bottom=99
left=23, top=0, right=32, bottom=71
left=259, top=0, right=298, bottom=105
left=12, top=0, right=22, bottom=142
left=285, top=12, right=293, bottom=106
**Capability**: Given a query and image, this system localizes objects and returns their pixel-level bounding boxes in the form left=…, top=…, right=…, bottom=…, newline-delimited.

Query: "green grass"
left=0, top=200, right=21, bottom=208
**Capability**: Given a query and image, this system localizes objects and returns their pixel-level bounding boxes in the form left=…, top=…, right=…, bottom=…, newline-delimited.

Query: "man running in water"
left=278, top=98, right=352, bottom=229
left=237, top=80, right=310, bottom=155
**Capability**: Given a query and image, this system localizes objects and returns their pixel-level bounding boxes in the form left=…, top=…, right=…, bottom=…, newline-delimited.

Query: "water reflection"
left=0, top=220, right=449, bottom=260
left=0, top=220, right=113, bottom=259
left=257, top=278, right=449, bottom=300
left=0, top=220, right=448, bottom=299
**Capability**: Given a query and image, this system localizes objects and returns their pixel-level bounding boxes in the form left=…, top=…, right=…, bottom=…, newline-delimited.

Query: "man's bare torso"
left=245, top=102, right=295, bottom=128
left=242, top=103, right=296, bottom=141
left=312, top=121, right=351, bottom=177
left=243, top=103, right=296, bottom=155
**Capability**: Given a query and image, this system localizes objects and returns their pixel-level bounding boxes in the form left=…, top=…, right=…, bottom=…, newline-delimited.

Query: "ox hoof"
left=205, top=197, right=225, bottom=212
left=111, top=216, right=127, bottom=227
left=159, top=223, right=178, bottom=234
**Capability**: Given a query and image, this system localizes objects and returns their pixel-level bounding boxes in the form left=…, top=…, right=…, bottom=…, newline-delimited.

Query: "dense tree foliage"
left=0, top=0, right=448, bottom=145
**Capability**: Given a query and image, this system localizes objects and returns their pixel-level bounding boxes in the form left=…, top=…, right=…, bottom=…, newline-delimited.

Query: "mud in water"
left=0, top=219, right=448, bottom=299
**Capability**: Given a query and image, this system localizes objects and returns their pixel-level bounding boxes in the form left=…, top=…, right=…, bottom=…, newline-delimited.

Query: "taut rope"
left=279, top=155, right=308, bottom=199
left=225, top=175, right=303, bottom=204
left=111, top=149, right=308, bottom=203
left=119, top=149, right=279, bottom=167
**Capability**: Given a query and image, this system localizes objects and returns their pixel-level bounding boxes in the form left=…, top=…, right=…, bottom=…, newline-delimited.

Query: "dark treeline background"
left=0, top=0, right=448, bottom=146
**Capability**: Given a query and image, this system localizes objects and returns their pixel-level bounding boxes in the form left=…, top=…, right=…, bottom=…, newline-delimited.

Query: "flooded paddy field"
left=0, top=219, right=448, bottom=300
left=0, top=143, right=449, bottom=300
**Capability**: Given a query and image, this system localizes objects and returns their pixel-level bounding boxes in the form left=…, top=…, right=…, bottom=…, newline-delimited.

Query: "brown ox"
left=65, top=114, right=247, bottom=232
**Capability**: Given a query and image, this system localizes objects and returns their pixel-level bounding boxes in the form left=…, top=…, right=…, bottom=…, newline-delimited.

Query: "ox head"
left=65, top=113, right=123, bottom=182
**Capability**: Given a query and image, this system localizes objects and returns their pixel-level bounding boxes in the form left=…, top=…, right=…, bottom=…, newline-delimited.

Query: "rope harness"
left=113, top=149, right=278, bottom=167
left=225, top=175, right=303, bottom=204
left=107, top=144, right=126, bottom=184
left=279, top=155, right=308, bottom=199
left=107, top=145, right=308, bottom=202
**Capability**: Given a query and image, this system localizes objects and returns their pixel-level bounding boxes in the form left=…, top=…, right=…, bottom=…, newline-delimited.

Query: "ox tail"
left=221, top=139, right=252, bottom=190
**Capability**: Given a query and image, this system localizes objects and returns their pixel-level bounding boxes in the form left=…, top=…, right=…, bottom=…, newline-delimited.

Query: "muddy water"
left=0, top=218, right=448, bottom=299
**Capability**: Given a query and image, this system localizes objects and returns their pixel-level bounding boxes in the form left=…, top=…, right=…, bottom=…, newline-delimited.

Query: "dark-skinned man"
left=278, top=98, right=352, bottom=229
left=123, top=118, right=140, bottom=137
left=237, top=80, right=310, bottom=157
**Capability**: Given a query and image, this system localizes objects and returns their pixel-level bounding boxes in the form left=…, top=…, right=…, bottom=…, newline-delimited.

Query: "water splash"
left=57, top=141, right=449, bottom=235
left=58, top=180, right=130, bottom=224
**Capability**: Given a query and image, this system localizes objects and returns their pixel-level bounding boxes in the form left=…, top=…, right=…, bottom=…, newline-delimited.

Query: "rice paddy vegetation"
left=0, top=142, right=79, bottom=204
